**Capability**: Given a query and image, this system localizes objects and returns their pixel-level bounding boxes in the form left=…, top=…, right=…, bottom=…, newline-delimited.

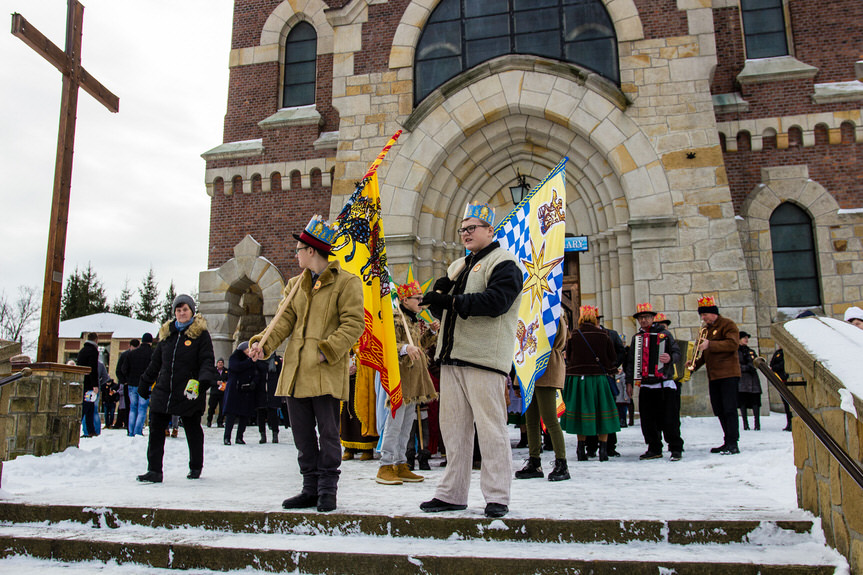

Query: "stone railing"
left=0, top=361, right=88, bottom=487
left=772, top=320, right=863, bottom=575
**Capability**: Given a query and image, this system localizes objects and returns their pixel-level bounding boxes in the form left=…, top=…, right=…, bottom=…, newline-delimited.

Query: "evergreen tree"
left=160, top=281, right=177, bottom=324
left=135, top=267, right=160, bottom=323
left=60, top=264, right=109, bottom=320
left=112, top=279, right=135, bottom=317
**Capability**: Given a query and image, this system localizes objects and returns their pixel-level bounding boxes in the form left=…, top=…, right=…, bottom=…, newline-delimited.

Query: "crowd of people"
left=73, top=205, right=863, bottom=517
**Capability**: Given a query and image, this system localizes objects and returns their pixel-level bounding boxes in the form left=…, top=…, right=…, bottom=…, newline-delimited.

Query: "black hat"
left=141, top=332, right=153, bottom=343
left=739, top=331, right=751, bottom=339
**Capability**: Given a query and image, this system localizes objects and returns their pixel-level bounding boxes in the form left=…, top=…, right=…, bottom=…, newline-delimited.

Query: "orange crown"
left=635, top=302, right=655, bottom=315
left=396, top=280, right=422, bottom=301
left=698, top=295, right=716, bottom=308
left=579, top=305, right=599, bottom=323
left=655, top=312, right=670, bottom=324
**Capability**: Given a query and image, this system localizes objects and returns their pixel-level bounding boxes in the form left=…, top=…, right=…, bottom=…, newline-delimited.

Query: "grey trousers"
left=434, top=365, right=511, bottom=506
left=379, top=401, right=417, bottom=466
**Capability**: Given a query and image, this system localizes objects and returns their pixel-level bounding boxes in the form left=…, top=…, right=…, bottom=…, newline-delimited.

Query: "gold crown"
left=698, top=295, right=716, bottom=307
left=579, top=305, right=599, bottom=322
left=635, top=302, right=655, bottom=315
left=396, top=280, right=422, bottom=301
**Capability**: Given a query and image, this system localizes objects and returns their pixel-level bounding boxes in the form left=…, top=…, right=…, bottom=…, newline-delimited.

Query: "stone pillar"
left=0, top=361, right=88, bottom=487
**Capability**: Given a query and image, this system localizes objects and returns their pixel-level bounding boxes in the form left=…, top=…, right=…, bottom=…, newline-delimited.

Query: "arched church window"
left=414, top=0, right=618, bottom=105
left=283, top=22, right=317, bottom=108
left=769, top=202, right=820, bottom=308
left=740, top=0, right=788, bottom=60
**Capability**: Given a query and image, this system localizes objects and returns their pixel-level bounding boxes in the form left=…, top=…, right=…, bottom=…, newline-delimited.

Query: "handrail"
left=754, top=357, right=863, bottom=490
left=0, top=368, right=31, bottom=388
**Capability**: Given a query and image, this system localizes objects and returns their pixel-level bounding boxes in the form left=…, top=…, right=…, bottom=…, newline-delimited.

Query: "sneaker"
left=136, top=471, right=163, bottom=483
left=639, top=451, right=662, bottom=460
left=376, top=464, right=403, bottom=485
left=710, top=444, right=728, bottom=454
left=187, top=469, right=202, bottom=479
left=317, top=493, right=337, bottom=512
left=514, top=457, right=544, bottom=479
left=396, top=463, right=424, bottom=483
left=420, top=498, right=467, bottom=513
left=547, top=458, right=570, bottom=482
left=484, top=502, right=509, bottom=518
left=282, top=492, right=318, bottom=509
left=670, top=451, right=682, bottom=461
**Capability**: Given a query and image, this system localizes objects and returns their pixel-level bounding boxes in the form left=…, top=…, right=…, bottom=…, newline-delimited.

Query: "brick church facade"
left=198, top=0, right=863, bottom=403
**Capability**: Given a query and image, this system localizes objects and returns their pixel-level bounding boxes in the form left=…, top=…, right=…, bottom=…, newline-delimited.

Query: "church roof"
left=59, top=313, right=161, bottom=339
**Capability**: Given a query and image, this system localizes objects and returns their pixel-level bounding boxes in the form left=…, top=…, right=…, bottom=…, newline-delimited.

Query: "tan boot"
left=171, top=428, right=178, bottom=438
left=358, top=451, right=374, bottom=461
left=375, top=464, right=403, bottom=485
left=342, top=451, right=354, bottom=461
left=396, top=463, right=424, bottom=483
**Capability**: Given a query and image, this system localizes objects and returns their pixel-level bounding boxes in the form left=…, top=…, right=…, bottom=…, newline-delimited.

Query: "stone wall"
left=772, top=322, right=863, bottom=574
left=0, top=362, right=88, bottom=488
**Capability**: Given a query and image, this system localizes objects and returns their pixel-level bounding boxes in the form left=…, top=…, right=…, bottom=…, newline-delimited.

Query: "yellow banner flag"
left=332, top=136, right=403, bottom=415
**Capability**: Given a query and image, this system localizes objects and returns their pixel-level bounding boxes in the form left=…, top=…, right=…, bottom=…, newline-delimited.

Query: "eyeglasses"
left=457, top=224, right=490, bottom=235
left=295, top=246, right=311, bottom=254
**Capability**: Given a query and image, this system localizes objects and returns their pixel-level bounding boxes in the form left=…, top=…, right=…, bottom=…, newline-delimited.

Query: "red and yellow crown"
left=396, top=280, right=422, bottom=301
left=698, top=295, right=715, bottom=308
left=633, top=302, right=656, bottom=318
left=655, top=312, right=671, bottom=325
left=579, top=305, right=599, bottom=324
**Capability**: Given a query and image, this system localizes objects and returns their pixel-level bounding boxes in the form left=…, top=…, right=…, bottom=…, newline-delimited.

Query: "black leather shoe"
left=187, top=469, right=201, bottom=479
left=236, top=437, right=246, bottom=445
left=484, top=502, right=509, bottom=518
left=136, top=471, right=163, bottom=483
left=420, top=498, right=467, bottom=513
left=317, top=494, right=337, bottom=512
left=272, top=431, right=279, bottom=444
left=639, top=451, right=662, bottom=460
left=514, top=457, right=543, bottom=479
left=710, top=444, right=728, bottom=454
left=259, top=434, right=267, bottom=444
left=670, top=451, right=682, bottom=461
left=724, top=445, right=740, bottom=455
left=282, top=492, right=318, bottom=509
left=223, top=438, right=231, bottom=446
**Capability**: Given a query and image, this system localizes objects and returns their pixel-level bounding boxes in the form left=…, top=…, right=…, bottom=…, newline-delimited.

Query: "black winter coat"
left=223, top=348, right=266, bottom=418
left=120, top=343, right=153, bottom=388
left=265, top=355, right=283, bottom=409
left=738, top=344, right=761, bottom=394
left=76, top=341, right=100, bottom=392
left=141, top=316, right=216, bottom=417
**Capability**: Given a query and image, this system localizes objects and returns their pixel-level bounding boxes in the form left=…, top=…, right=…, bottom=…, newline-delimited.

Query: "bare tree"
left=0, top=286, right=41, bottom=352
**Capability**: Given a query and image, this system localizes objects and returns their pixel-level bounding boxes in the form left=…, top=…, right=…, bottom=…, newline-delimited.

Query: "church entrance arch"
left=198, top=235, right=286, bottom=361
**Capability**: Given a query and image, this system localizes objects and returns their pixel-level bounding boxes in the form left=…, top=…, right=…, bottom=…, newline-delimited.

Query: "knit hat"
left=633, top=302, right=657, bottom=319
left=843, top=306, right=863, bottom=323
left=293, top=214, right=337, bottom=255
left=396, top=280, right=422, bottom=301
left=172, top=294, right=196, bottom=315
left=141, top=332, right=153, bottom=343
left=697, top=295, right=719, bottom=315
left=463, top=202, right=495, bottom=227
left=237, top=341, right=249, bottom=352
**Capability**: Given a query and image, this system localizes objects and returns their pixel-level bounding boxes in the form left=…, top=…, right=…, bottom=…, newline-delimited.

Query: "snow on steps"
left=0, top=503, right=843, bottom=574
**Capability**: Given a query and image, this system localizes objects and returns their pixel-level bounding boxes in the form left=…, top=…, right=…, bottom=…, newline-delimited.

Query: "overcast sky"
left=0, top=0, right=234, bottom=307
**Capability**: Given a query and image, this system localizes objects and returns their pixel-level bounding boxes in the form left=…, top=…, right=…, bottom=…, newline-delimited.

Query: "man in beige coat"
left=250, top=216, right=364, bottom=512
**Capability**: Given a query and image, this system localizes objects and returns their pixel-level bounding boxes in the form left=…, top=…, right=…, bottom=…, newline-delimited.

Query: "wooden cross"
left=11, top=1, right=119, bottom=363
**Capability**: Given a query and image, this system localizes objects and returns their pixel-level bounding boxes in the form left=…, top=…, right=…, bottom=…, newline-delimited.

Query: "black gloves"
left=432, top=276, right=454, bottom=294
left=421, top=291, right=453, bottom=309
left=138, top=384, right=151, bottom=400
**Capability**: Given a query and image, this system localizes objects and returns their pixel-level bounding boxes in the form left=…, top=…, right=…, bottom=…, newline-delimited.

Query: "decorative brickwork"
left=633, top=0, right=688, bottom=40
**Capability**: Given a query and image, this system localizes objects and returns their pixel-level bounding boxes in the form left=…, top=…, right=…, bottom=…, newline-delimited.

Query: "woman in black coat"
left=256, top=354, right=283, bottom=444
left=223, top=341, right=266, bottom=445
left=137, top=295, right=216, bottom=482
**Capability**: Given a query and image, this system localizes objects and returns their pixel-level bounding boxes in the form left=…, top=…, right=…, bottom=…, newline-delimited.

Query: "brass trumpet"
left=686, top=323, right=708, bottom=371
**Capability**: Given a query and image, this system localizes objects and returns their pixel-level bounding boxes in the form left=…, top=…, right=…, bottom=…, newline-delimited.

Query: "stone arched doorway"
left=198, top=235, right=286, bottom=361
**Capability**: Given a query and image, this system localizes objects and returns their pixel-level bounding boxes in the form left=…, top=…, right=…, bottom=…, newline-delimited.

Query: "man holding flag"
left=420, top=202, right=523, bottom=518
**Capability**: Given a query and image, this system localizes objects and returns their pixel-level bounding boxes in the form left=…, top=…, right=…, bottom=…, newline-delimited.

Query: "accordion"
left=633, top=332, right=666, bottom=384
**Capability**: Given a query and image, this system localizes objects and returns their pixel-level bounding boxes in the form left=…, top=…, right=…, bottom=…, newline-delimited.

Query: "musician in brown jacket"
left=690, top=295, right=741, bottom=454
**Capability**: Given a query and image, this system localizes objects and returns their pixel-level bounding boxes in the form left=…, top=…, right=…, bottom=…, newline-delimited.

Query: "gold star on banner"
left=521, top=239, right=563, bottom=311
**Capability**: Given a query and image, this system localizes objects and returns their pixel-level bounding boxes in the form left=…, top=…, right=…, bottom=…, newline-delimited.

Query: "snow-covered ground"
left=0, top=412, right=850, bottom=573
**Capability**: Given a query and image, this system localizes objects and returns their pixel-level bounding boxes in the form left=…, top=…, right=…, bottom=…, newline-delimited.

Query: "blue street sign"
left=564, top=236, right=588, bottom=252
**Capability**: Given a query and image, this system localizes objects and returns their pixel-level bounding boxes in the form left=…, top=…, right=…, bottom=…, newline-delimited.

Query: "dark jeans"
left=82, top=401, right=97, bottom=436
left=287, top=395, right=341, bottom=497
left=639, top=385, right=683, bottom=453
left=147, top=411, right=204, bottom=473
left=103, top=401, right=117, bottom=428
left=709, top=377, right=740, bottom=448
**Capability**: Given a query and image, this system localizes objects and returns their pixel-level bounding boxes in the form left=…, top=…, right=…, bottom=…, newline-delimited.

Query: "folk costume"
left=340, top=357, right=379, bottom=459
left=420, top=202, right=523, bottom=518
left=691, top=295, right=741, bottom=453
left=624, top=303, right=683, bottom=460
left=376, top=280, right=439, bottom=485
left=250, top=216, right=364, bottom=512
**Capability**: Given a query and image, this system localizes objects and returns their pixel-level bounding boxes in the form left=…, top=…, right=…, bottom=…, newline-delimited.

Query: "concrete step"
left=0, top=503, right=842, bottom=574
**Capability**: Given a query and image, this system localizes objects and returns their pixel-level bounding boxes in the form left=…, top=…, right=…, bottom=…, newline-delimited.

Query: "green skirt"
left=560, top=374, right=621, bottom=436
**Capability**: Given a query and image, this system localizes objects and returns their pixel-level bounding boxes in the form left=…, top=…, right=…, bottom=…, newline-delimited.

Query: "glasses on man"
left=457, top=224, right=490, bottom=235
left=295, top=246, right=311, bottom=254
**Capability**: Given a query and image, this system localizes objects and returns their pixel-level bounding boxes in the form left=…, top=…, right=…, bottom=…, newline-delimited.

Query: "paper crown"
left=396, top=280, right=422, bottom=301
left=579, top=305, right=599, bottom=324
left=463, top=202, right=495, bottom=226
left=293, top=215, right=337, bottom=254
left=697, top=295, right=719, bottom=314
left=633, top=302, right=657, bottom=318
left=654, top=312, right=671, bottom=325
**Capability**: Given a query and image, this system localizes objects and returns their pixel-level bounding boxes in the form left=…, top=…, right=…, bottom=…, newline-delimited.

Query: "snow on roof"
left=784, top=316, right=863, bottom=411
left=58, top=313, right=161, bottom=339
